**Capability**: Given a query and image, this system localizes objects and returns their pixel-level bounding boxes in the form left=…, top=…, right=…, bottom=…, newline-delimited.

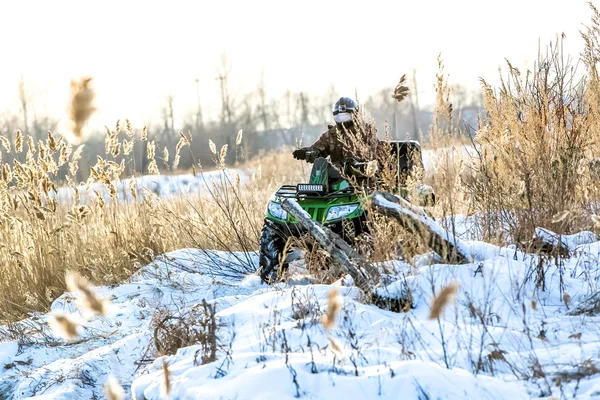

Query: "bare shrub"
left=152, top=300, right=222, bottom=364
left=290, top=287, right=322, bottom=328
left=287, top=235, right=338, bottom=282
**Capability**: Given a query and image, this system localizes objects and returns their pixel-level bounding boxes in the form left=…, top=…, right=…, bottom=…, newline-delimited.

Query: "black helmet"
left=332, top=97, right=357, bottom=124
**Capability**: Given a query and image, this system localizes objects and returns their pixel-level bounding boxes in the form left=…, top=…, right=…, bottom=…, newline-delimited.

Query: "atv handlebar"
left=293, top=148, right=320, bottom=162
left=343, top=158, right=368, bottom=176
left=304, top=150, right=320, bottom=162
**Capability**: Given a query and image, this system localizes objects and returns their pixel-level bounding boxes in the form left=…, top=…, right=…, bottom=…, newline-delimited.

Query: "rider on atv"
left=258, top=96, right=435, bottom=283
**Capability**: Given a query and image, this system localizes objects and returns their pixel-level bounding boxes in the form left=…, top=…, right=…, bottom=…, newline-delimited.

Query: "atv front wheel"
left=259, top=222, right=288, bottom=284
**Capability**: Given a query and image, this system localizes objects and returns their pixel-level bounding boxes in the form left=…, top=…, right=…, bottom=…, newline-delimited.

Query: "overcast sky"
left=0, top=0, right=593, bottom=129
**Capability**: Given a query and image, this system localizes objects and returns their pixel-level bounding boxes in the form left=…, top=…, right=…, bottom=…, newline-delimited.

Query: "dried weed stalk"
left=67, top=76, right=96, bottom=139
left=321, top=287, right=342, bottom=330
left=429, top=281, right=459, bottom=319
left=65, top=271, right=109, bottom=316
left=48, top=312, right=80, bottom=341
left=162, top=359, right=171, bottom=398
left=103, top=376, right=125, bottom=400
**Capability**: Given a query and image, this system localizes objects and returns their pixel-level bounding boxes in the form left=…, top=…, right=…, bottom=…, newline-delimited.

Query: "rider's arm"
left=293, top=127, right=332, bottom=162
left=306, top=127, right=332, bottom=156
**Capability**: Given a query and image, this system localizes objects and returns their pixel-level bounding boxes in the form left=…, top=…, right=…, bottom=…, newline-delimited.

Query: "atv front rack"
left=275, top=184, right=354, bottom=199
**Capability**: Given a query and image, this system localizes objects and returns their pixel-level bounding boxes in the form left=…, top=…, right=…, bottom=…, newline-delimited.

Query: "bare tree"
left=269, top=98, right=281, bottom=128
left=257, top=70, right=270, bottom=131
left=409, top=69, right=420, bottom=138
left=18, top=74, right=30, bottom=137
left=297, top=92, right=309, bottom=129
left=160, top=95, right=175, bottom=167
left=450, top=83, right=469, bottom=114
left=216, top=53, right=234, bottom=127
left=284, top=89, right=293, bottom=127
left=194, top=79, right=204, bottom=132
left=167, top=95, right=175, bottom=136
left=313, top=85, right=336, bottom=126
left=241, top=93, right=257, bottom=134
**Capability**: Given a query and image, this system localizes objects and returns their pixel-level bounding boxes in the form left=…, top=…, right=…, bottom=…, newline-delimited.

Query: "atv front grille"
left=303, top=207, right=326, bottom=223
left=317, top=208, right=325, bottom=221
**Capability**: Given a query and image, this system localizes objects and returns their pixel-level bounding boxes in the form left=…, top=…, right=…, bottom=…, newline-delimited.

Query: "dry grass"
left=425, top=8, right=600, bottom=247
left=321, top=286, right=344, bottom=357
left=0, top=120, right=302, bottom=323
left=65, top=271, right=109, bottom=316
left=152, top=301, right=221, bottom=361
left=459, top=37, right=600, bottom=244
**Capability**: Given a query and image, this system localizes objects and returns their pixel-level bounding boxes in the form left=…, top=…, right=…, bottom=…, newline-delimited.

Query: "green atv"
left=258, top=140, right=433, bottom=283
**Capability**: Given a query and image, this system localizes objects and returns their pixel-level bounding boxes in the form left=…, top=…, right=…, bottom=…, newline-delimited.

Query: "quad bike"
left=258, top=140, right=435, bottom=283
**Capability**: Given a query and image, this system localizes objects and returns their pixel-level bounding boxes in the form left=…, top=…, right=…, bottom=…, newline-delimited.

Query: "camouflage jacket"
left=300, top=122, right=380, bottom=167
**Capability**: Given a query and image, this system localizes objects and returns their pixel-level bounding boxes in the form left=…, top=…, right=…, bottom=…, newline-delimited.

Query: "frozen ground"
left=1, top=234, right=600, bottom=398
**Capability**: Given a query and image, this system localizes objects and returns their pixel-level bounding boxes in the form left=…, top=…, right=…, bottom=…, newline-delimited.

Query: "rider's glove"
left=292, top=149, right=307, bottom=160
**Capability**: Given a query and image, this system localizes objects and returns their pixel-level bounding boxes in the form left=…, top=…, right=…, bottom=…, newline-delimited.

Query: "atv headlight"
left=268, top=201, right=288, bottom=220
left=326, top=204, right=359, bottom=221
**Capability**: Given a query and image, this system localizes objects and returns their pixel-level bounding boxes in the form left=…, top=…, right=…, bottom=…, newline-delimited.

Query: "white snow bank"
left=0, top=249, right=260, bottom=399
left=134, top=355, right=528, bottom=400
left=534, top=227, right=597, bottom=252
left=1, top=235, right=600, bottom=399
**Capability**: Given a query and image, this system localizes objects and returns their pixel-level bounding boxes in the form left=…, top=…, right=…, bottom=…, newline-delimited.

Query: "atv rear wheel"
left=259, top=222, right=288, bottom=284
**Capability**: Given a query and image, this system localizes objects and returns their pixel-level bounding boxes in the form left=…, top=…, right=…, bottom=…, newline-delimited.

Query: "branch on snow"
left=370, top=191, right=471, bottom=264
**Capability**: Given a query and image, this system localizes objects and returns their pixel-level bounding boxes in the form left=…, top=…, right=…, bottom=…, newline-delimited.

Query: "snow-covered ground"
left=2, top=225, right=600, bottom=399
left=50, top=169, right=249, bottom=205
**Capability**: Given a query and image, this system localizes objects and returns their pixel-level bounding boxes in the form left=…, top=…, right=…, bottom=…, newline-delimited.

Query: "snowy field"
left=49, top=169, right=249, bottom=205
left=1, top=226, right=600, bottom=399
